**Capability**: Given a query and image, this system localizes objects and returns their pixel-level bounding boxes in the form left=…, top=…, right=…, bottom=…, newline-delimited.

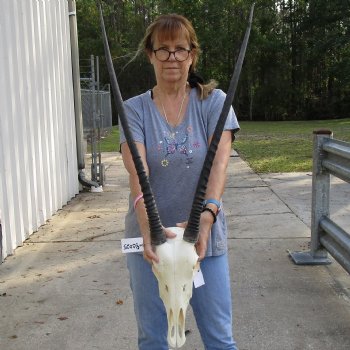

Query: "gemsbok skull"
left=152, top=227, right=199, bottom=348
left=98, top=3, right=254, bottom=348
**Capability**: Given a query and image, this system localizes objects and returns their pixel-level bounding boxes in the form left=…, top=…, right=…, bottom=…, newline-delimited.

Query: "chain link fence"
left=80, top=55, right=112, bottom=185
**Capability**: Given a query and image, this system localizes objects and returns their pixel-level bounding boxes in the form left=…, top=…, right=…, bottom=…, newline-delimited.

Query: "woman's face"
left=149, top=32, right=193, bottom=86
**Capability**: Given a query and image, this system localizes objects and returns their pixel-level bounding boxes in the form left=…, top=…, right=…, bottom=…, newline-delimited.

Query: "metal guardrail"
left=290, top=129, right=350, bottom=273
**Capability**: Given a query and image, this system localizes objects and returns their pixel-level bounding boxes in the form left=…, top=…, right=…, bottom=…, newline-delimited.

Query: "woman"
left=120, top=14, right=240, bottom=350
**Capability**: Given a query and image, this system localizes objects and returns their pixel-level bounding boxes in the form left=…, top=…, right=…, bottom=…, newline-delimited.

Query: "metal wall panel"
left=0, top=0, right=79, bottom=261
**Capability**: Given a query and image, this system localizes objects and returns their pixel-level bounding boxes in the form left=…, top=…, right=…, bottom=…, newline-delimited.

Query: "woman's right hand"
left=143, top=227, right=177, bottom=264
left=143, top=241, right=159, bottom=264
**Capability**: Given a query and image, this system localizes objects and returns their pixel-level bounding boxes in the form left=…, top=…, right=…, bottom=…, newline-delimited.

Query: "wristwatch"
left=203, top=199, right=221, bottom=214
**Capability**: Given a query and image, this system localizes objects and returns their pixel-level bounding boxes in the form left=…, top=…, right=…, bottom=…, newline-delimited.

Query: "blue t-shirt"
left=120, top=88, right=239, bottom=256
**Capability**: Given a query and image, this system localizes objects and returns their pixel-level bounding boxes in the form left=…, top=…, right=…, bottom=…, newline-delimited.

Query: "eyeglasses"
left=153, top=48, right=191, bottom=62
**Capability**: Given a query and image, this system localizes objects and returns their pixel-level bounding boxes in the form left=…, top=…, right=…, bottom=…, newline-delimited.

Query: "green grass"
left=100, top=126, right=120, bottom=151
left=234, top=118, right=350, bottom=173
left=88, top=126, right=120, bottom=153
left=93, top=119, right=350, bottom=173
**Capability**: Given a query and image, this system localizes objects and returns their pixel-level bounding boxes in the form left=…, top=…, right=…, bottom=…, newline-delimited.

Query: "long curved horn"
left=184, top=3, right=255, bottom=243
left=98, top=2, right=166, bottom=246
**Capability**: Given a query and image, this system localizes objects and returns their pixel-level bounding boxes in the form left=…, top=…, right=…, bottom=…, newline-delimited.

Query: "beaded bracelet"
left=133, top=193, right=144, bottom=210
left=202, top=207, right=217, bottom=223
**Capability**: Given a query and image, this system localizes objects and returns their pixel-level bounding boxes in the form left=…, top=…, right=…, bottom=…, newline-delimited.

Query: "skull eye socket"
left=165, top=285, right=169, bottom=292
left=182, top=285, right=186, bottom=292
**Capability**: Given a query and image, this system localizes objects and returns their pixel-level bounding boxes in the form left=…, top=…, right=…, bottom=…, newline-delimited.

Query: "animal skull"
left=152, top=227, right=199, bottom=348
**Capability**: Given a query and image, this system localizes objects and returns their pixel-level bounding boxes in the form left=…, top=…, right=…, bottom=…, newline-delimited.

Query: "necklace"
left=159, top=90, right=187, bottom=128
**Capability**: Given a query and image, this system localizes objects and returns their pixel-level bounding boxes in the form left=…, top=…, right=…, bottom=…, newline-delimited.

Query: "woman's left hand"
left=177, top=217, right=212, bottom=260
left=196, top=209, right=214, bottom=260
left=176, top=221, right=187, bottom=229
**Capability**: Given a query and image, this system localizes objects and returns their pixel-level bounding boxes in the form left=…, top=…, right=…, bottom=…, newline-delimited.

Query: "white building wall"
left=0, top=0, right=79, bottom=261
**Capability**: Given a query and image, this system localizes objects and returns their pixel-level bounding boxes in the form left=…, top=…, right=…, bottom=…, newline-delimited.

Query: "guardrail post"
left=290, top=129, right=332, bottom=265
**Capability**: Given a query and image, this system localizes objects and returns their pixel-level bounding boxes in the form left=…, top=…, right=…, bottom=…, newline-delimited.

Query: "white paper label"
left=193, top=268, right=205, bottom=288
left=121, top=237, right=144, bottom=253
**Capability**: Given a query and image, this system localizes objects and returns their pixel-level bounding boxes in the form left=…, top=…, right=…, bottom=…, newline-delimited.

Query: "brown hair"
left=140, top=14, right=217, bottom=99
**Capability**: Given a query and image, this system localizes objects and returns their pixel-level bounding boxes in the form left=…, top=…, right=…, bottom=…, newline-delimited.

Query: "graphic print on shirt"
left=158, top=127, right=200, bottom=169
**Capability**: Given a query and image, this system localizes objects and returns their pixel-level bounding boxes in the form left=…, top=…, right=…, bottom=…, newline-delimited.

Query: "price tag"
left=193, top=268, right=205, bottom=288
left=121, top=237, right=144, bottom=253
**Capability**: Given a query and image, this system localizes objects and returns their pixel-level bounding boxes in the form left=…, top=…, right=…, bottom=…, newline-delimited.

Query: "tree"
left=76, top=0, right=350, bottom=121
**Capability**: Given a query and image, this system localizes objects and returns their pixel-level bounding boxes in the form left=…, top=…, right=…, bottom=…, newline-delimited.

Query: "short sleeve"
left=206, top=89, right=240, bottom=139
left=119, top=96, right=145, bottom=145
